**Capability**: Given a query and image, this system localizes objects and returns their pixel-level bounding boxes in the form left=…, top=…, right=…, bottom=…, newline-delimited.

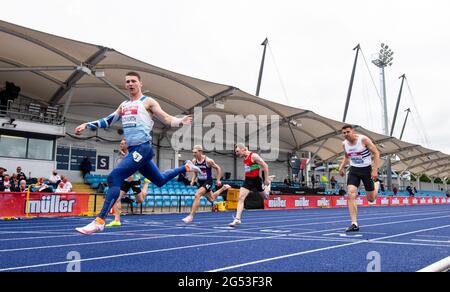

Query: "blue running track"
left=0, top=205, right=449, bottom=272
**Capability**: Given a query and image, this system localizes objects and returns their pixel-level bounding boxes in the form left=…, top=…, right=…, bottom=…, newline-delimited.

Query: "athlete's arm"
left=75, top=105, right=121, bottom=135
left=338, top=145, right=349, bottom=177
left=252, top=154, right=270, bottom=185
left=207, top=158, right=222, bottom=185
left=145, top=97, right=192, bottom=127
left=362, top=137, right=380, bottom=180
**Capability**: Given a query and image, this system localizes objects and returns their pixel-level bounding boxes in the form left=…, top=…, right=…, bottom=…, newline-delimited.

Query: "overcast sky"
left=1, top=0, right=449, bottom=154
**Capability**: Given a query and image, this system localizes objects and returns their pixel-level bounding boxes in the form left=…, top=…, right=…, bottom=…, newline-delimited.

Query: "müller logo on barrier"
left=336, top=197, right=347, bottom=206
left=26, top=195, right=76, bottom=214
left=317, top=197, right=330, bottom=207
left=356, top=197, right=364, bottom=205
left=381, top=198, right=389, bottom=205
left=268, top=197, right=286, bottom=208
left=294, top=197, right=309, bottom=207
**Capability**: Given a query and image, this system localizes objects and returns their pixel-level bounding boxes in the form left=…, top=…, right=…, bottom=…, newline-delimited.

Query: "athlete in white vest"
left=339, top=125, right=380, bottom=232
left=74, top=71, right=201, bottom=235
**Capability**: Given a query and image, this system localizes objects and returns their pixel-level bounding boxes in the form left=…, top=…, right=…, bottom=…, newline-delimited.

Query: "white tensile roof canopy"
left=1, top=19, right=449, bottom=179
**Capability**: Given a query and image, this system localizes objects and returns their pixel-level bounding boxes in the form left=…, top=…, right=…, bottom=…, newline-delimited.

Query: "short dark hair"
left=126, top=71, right=141, bottom=81
left=342, top=124, right=353, bottom=130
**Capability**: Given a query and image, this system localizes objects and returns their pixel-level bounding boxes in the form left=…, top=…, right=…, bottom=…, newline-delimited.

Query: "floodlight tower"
left=372, top=43, right=394, bottom=191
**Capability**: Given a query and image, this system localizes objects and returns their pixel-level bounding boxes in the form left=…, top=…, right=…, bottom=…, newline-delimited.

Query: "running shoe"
left=229, top=218, right=241, bottom=227
left=185, top=160, right=202, bottom=173
left=345, top=224, right=359, bottom=232
left=105, top=220, right=121, bottom=227
left=76, top=218, right=105, bottom=235
left=182, top=215, right=193, bottom=224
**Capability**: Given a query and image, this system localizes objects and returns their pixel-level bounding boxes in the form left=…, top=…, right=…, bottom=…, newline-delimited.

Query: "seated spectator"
left=16, top=180, right=27, bottom=192
left=35, top=177, right=52, bottom=192
left=48, top=170, right=61, bottom=187
left=3, top=175, right=11, bottom=192
left=446, top=190, right=450, bottom=198
left=0, top=166, right=6, bottom=191
left=15, top=166, right=27, bottom=182
left=55, top=176, right=73, bottom=193
left=413, top=187, right=417, bottom=194
left=338, top=187, right=346, bottom=196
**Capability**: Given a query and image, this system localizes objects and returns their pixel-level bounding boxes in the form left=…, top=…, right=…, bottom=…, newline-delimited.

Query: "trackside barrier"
left=417, top=256, right=450, bottom=272
left=0, top=192, right=90, bottom=218
left=264, top=195, right=450, bottom=210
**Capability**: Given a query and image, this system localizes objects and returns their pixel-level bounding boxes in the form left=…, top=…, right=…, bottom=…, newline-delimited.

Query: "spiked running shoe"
left=345, top=224, right=360, bottom=232
left=182, top=215, right=193, bottom=224
left=185, top=160, right=202, bottom=173
left=105, top=220, right=121, bottom=227
left=229, top=218, right=241, bottom=227
left=76, top=218, right=105, bottom=235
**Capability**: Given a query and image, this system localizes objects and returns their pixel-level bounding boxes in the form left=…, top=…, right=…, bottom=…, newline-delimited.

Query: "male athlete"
left=75, top=72, right=201, bottom=234
left=339, top=125, right=380, bottom=232
left=182, top=145, right=231, bottom=223
left=229, top=143, right=271, bottom=227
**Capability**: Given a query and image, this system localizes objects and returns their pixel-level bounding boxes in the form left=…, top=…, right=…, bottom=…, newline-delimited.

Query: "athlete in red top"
left=229, top=143, right=271, bottom=226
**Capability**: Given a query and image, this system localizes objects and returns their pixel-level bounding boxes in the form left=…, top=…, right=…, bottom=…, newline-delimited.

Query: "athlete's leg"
left=106, top=190, right=126, bottom=227
left=76, top=144, right=151, bottom=235
left=182, top=187, right=207, bottom=223
left=135, top=179, right=150, bottom=203
left=140, top=159, right=198, bottom=188
left=347, top=185, right=358, bottom=225
left=229, top=187, right=251, bottom=226
left=366, top=180, right=379, bottom=203
left=208, top=184, right=231, bottom=201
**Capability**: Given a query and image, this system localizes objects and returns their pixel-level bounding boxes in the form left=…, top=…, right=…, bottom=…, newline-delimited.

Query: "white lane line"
left=207, top=241, right=365, bottom=272
left=0, top=234, right=285, bottom=272
left=371, top=240, right=450, bottom=248
left=207, top=224, right=450, bottom=272
left=411, top=239, right=450, bottom=244
left=417, top=256, right=450, bottom=272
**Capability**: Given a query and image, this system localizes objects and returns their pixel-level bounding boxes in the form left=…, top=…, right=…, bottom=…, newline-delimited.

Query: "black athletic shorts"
left=120, top=180, right=142, bottom=194
left=243, top=176, right=264, bottom=192
left=197, top=179, right=213, bottom=193
left=347, top=166, right=374, bottom=191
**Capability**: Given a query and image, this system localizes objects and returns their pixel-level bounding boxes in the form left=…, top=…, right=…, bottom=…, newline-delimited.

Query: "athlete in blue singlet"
left=75, top=71, right=201, bottom=235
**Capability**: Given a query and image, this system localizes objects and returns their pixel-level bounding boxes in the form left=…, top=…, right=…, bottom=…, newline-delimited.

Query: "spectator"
left=413, top=186, right=417, bottom=194
left=56, top=176, right=73, bottom=192
left=379, top=180, right=385, bottom=192
left=320, top=174, right=328, bottom=188
left=3, top=175, right=11, bottom=192
left=311, top=174, right=316, bottom=188
left=0, top=166, right=6, bottom=191
left=11, top=173, right=19, bottom=191
left=35, top=177, right=52, bottom=192
left=330, top=176, right=337, bottom=189
left=406, top=185, right=414, bottom=196
left=80, top=157, right=92, bottom=179
left=446, top=190, right=450, bottom=198
left=16, top=180, right=27, bottom=192
left=392, top=185, right=398, bottom=196
left=15, top=166, right=27, bottom=182
left=338, top=186, right=346, bottom=196
left=48, top=170, right=61, bottom=187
